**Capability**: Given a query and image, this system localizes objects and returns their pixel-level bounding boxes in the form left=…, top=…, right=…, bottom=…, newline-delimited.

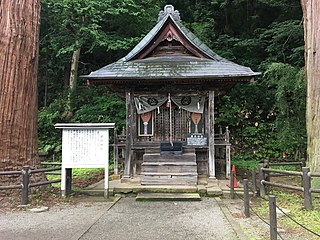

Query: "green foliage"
left=72, top=92, right=126, bottom=124
left=72, top=168, right=104, bottom=179
left=217, top=62, right=306, bottom=162
left=263, top=63, right=306, bottom=154
left=38, top=86, right=125, bottom=154
left=39, top=0, right=161, bottom=107
left=260, top=20, right=304, bottom=67
left=231, top=155, right=258, bottom=171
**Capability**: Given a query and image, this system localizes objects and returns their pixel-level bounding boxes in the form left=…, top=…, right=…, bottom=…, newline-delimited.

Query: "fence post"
left=269, top=195, right=277, bottom=240
left=252, top=170, right=258, bottom=197
left=264, top=160, right=270, bottom=194
left=301, top=158, right=306, bottom=168
left=230, top=170, right=235, bottom=199
left=243, top=179, right=250, bottom=217
left=21, top=166, right=30, bottom=205
left=302, top=167, right=312, bottom=210
left=258, top=164, right=266, bottom=197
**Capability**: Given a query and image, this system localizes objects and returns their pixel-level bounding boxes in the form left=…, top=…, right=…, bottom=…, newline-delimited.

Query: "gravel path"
left=0, top=197, right=243, bottom=240
left=0, top=198, right=117, bottom=240
left=80, top=197, right=239, bottom=240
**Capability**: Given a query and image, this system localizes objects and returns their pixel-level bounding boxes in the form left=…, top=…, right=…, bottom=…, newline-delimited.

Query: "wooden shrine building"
left=84, top=5, right=260, bottom=185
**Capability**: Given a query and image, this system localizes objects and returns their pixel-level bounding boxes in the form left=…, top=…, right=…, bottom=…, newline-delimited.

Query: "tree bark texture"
left=301, top=0, right=320, bottom=186
left=0, top=1, right=41, bottom=174
left=69, top=47, right=80, bottom=91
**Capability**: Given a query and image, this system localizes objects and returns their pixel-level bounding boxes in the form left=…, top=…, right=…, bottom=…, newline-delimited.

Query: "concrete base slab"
left=81, top=177, right=226, bottom=197
left=110, top=174, right=121, bottom=180
left=121, top=177, right=141, bottom=184
left=29, top=206, right=49, bottom=213
left=136, top=193, right=201, bottom=201
left=78, top=189, right=114, bottom=196
left=206, top=186, right=223, bottom=196
left=197, top=185, right=207, bottom=195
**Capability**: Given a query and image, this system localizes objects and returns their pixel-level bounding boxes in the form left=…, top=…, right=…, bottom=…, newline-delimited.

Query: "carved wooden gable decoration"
left=126, top=5, right=210, bottom=61
left=135, top=17, right=205, bottom=59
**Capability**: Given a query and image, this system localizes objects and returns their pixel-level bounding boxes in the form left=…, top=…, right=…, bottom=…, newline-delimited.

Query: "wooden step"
left=141, top=161, right=197, bottom=174
left=141, top=172, right=198, bottom=176
left=141, top=152, right=198, bottom=185
left=141, top=175, right=198, bottom=185
left=142, top=162, right=196, bottom=166
left=182, top=148, right=196, bottom=154
left=136, top=193, right=201, bottom=201
left=143, top=153, right=196, bottom=162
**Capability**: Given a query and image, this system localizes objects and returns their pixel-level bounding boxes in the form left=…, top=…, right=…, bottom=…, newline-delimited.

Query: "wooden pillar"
left=123, top=90, right=134, bottom=178
left=225, top=126, right=231, bottom=178
left=114, top=128, right=119, bottom=175
left=226, top=145, right=231, bottom=178
left=208, top=91, right=215, bottom=179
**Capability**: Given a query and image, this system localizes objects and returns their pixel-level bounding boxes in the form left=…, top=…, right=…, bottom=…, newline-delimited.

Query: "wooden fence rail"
left=0, top=163, right=61, bottom=205
left=258, top=163, right=320, bottom=210
left=235, top=160, right=320, bottom=240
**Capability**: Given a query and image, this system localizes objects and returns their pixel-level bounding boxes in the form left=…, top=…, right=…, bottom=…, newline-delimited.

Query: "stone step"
left=136, top=192, right=201, bottom=201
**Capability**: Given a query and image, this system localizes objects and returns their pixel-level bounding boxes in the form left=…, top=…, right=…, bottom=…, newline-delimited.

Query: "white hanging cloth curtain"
left=134, top=96, right=167, bottom=114
left=134, top=94, right=205, bottom=114
left=171, top=95, right=205, bottom=113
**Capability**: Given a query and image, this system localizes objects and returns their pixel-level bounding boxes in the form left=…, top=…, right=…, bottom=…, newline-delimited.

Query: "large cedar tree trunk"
left=301, top=0, right=320, bottom=186
left=0, top=1, right=42, bottom=184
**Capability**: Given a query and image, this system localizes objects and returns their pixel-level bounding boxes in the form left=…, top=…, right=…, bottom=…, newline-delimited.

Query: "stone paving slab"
left=136, top=192, right=201, bottom=201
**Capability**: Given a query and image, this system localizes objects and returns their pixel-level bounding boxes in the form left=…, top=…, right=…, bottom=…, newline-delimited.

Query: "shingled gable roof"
left=84, top=5, right=260, bottom=83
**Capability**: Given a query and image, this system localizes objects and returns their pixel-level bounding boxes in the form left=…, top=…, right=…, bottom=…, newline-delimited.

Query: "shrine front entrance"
left=135, top=94, right=206, bottom=145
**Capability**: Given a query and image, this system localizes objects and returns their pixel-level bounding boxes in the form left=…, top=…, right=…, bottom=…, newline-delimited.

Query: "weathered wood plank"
left=124, top=90, right=135, bottom=178
left=208, top=91, right=215, bottom=178
left=141, top=176, right=198, bottom=185
left=142, top=165, right=197, bottom=173
left=143, top=153, right=196, bottom=162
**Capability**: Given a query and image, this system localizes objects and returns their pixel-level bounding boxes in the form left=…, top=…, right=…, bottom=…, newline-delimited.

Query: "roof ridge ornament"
left=158, top=5, right=181, bottom=22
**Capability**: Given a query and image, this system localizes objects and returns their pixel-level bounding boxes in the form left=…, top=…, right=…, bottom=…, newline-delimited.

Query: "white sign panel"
left=62, top=129, right=109, bottom=168
left=55, top=123, right=115, bottom=197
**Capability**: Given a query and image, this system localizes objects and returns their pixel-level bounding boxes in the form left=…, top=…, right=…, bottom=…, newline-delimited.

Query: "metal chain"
left=237, top=180, right=320, bottom=238
left=234, top=188, right=285, bottom=240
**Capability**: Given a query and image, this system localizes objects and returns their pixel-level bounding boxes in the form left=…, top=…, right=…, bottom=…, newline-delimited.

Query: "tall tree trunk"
left=0, top=1, right=42, bottom=183
left=63, top=47, right=80, bottom=120
left=69, top=47, right=81, bottom=91
left=301, top=0, right=320, bottom=187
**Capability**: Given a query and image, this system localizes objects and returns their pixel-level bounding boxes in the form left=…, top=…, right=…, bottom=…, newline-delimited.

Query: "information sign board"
left=55, top=123, right=115, bottom=197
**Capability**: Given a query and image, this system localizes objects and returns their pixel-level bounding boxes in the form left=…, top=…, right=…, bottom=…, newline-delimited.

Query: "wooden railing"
left=257, top=162, right=320, bottom=210
left=0, top=162, right=61, bottom=205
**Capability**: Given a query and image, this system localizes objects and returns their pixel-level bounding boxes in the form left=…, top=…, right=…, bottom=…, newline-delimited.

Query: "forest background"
left=38, top=0, right=306, bottom=165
